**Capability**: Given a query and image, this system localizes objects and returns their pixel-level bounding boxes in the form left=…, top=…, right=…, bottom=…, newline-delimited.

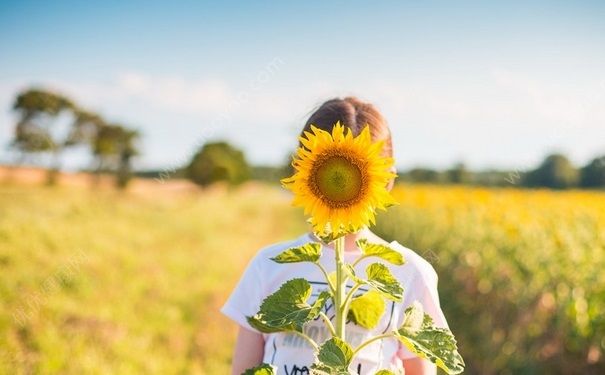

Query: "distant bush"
left=580, top=156, right=605, bottom=188
left=186, top=141, right=250, bottom=186
left=523, top=154, right=580, bottom=189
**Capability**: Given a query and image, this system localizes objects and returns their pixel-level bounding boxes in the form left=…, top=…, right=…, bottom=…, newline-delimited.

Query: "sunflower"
left=281, top=122, right=397, bottom=237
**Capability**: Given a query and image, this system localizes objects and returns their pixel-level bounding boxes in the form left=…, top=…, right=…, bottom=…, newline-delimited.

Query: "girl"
left=221, top=97, right=449, bottom=375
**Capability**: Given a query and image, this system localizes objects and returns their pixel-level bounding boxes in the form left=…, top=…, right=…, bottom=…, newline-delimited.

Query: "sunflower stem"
left=334, top=235, right=347, bottom=340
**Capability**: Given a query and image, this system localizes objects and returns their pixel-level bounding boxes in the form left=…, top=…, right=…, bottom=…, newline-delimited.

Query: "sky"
left=1, top=0, right=604, bottom=171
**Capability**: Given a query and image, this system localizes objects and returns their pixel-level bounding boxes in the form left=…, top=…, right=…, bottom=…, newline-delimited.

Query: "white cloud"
left=2, top=66, right=604, bottom=169
left=491, top=68, right=605, bottom=128
left=115, top=72, right=233, bottom=115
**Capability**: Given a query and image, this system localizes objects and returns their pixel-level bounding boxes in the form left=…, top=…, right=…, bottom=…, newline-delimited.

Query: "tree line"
left=9, top=88, right=140, bottom=187
left=183, top=143, right=605, bottom=190
left=399, top=154, right=605, bottom=189
left=6, top=88, right=604, bottom=190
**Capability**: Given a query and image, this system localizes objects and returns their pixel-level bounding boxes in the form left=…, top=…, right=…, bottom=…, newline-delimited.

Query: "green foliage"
left=10, top=88, right=140, bottom=188
left=311, top=337, right=354, bottom=375
left=270, top=243, right=322, bottom=264
left=396, top=314, right=464, bottom=374
left=347, top=290, right=386, bottom=329
left=92, top=124, right=141, bottom=188
left=241, top=363, right=276, bottom=375
left=580, top=156, right=605, bottom=188
left=374, top=370, right=397, bottom=375
left=404, top=168, right=442, bottom=183
left=343, top=263, right=403, bottom=302
left=356, top=239, right=405, bottom=265
left=186, top=141, right=250, bottom=186
left=246, top=235, right=461, bottom=374
left=12, top=89, right=74, bottom=154
left=524, top=153, right=580, bottom=189
left=395, top=304, right=465, bottom=374
left=397, top=153, right=605, bottom=190
left=398, top=301, right=424, bottom=335
left=247, top=279, right=330, bottom=333
left=446, top=162, right=471, bottom=184
left=13, top=88, right=74, bottom=117
left=364, top=263, right=404, bottom=302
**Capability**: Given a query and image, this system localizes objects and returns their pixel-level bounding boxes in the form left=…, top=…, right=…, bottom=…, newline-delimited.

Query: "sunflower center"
left=312, top=154, right=365, bottom=205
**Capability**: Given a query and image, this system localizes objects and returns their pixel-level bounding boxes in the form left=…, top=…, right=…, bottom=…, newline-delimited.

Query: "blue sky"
left=1, top=0, right=604, bottom=171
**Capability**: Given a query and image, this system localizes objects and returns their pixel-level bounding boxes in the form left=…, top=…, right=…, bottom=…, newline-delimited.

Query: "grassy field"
left=0, top=182, right=305, bottom=374
left=0, top=180, right=604, bottom=374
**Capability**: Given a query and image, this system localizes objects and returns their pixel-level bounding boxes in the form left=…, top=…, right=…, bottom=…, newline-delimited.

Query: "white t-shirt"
left=220, top=232, right=449, bottom=375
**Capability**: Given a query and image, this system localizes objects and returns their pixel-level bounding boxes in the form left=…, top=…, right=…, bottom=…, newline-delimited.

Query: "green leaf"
left=356, top=239, right=405, bottom=265
left=311, top=337, right=354, bottom=374
left=394, top=303, right=465, bottom=375
left=313, top=229, right=347, bottom=244
left=365, top=263, right=404, bottom=302
left=309, top=291, right=332, bottom=317
left=343, top=264, right=363, bottom=284
left=241, top=363, right=277, bottom=375
left=247, top=278, right=330, bottom=333
left=347, top=290, right=386, bottom=329
left=374, top=370, right=397, bottom=375
left=399, top=301, right=424, bottom=335
left=270, top=243, right=322, bottom=264
left=309, top=363, right=348, bottom=375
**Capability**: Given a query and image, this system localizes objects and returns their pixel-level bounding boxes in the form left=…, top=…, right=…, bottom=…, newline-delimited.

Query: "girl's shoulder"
left=387, top=240, right=439, bottom=284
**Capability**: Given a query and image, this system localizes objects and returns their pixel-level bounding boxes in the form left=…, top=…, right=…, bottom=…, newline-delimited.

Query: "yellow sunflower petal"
left=282, top=122, right=397, bottom=237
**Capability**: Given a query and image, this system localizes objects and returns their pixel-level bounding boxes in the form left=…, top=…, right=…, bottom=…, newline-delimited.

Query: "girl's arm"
left=230, top=326, right=265, bottom=375
left=403, top=357, right=437, bottom=375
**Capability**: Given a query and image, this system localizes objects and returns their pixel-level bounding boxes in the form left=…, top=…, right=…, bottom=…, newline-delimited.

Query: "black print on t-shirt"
left=284, top=363, right=361, bottom=375
left=283, top=364, right=363, bottom=375
left=284, top=364, right=309, bottom=375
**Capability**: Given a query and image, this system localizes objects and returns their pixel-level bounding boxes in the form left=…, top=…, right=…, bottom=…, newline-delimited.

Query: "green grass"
left=0, top=183, right=305, bottom=374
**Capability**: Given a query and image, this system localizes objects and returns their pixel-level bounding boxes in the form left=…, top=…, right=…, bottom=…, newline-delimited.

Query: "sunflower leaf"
left=313, top=230, right=347, bottom=244
left=241, top=363, right=277, bottom=375
left=399, top=301, right=425, bottom=335
left=356, top=239, right=405, bottom=265
left=347, top=290, right=386, bottom=329
left=311, top=337, right=354, bottom=374
left=343, top=264, right=363, bottom=284
left=270, top=242, right=322, bottom=264
left=394, top=303, right=465, bottom=375
left=365, top=263, right=404, bottom=302
left=246, top=278, right=330, bottom=333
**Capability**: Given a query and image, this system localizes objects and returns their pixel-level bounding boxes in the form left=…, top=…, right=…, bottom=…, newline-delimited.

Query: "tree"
left=406, top=168, right=441, bottom=183
left=523, top=153, right=579, bottom=189
left=91, top=124, right=140, bottom=188
left=12, top=88, right=75, bottom=184
left=66, top=109, right=105, bottom=146
left=186, top=141, right=250, bottom=186
left=580, top=156, right=605, bottom=188
left=115, top=128, right=140, bottom=188
left=446, top=162, right=472, bottom=184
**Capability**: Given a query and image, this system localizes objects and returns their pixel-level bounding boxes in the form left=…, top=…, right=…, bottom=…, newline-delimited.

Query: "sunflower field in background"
left=374, top=184, right=605, bottom=375
left=0, top=181, right=603, bottom=374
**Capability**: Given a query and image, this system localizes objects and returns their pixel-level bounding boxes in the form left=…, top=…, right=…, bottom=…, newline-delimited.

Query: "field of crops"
left=376, top=185, right=605, bottom=374
left=0, top=181, right=603, bottom=374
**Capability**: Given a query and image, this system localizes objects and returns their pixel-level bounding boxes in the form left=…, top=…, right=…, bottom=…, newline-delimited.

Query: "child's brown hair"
left=302, top=97, right=393, bottom=157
